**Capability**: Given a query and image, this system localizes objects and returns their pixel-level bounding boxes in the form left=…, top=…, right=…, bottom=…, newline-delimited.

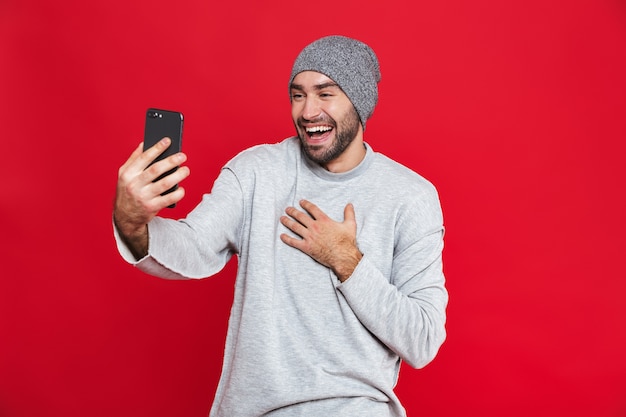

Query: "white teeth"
left=305, top=126, right=332, bottom=133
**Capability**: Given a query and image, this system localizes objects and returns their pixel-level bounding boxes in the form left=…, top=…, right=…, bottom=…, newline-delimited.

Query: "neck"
left=323, top=126, right=366, bottom=173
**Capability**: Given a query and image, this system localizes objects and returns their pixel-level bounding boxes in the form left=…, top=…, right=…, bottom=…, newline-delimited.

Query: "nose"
left=301, top=97, right=322, bottom=121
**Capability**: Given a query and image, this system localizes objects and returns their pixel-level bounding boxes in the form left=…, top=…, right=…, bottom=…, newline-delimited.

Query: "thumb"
left=343, top=203, right=356, bottom=223
left=120, top=142, right=145, bottom=172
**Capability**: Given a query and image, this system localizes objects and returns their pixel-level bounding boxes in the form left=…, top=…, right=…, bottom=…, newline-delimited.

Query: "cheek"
left=326, top=102, right=348, bottom=121
left=291, top=103, right=301, bottom=123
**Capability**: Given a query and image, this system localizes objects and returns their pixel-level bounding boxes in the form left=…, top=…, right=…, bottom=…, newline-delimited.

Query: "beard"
left=296, top=106, right=361, bottom=166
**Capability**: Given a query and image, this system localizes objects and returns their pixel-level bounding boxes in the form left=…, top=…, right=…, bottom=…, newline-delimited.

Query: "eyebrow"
left=290, top=82, right=341, bottom=91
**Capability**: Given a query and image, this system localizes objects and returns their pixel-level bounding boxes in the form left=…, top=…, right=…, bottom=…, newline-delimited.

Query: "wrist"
left=334, top=249, right=363, bottom=283
left=113, top=214, right=149, bottom=260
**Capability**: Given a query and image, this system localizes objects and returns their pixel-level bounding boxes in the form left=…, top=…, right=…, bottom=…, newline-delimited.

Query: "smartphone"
left=143, top=108, right=184, bottom=207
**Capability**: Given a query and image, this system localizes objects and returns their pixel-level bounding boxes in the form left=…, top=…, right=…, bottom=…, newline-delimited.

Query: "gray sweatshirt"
left=115, top=137, right=448, bottom=417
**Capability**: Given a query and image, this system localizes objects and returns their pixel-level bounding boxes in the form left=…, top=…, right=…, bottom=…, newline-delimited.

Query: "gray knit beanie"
left=289, top=35, right=381, bottom=130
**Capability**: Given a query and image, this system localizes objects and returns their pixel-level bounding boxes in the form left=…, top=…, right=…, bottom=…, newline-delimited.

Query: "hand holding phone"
left=143, top=108, right=184, bottom=207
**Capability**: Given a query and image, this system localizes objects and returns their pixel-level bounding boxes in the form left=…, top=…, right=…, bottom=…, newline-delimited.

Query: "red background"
left=1, top=0, right=625, bottom=416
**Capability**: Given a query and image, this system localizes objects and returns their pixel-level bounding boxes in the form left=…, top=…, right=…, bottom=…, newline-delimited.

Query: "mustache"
left=297, top=115, right=336, bottom=127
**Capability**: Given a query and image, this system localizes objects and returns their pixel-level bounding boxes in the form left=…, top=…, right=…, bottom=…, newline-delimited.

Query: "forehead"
left=290, top=71, right=338, bottom=89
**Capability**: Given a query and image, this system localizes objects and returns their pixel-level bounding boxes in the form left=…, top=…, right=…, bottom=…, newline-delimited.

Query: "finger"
left=280, top=232, right=306, bottom=251
left=150, top=165, right=190, bottom=195
left=154, top=186, right=186, bottom=209
left=142, top=152, right=187, bottom=184
left=280, top=215, right=308, bottom=238
left=136, top=137, right=173, bottom=172
left=299, top=199, right=327, bottom=221
left=284, top=206, right=314, bottom=227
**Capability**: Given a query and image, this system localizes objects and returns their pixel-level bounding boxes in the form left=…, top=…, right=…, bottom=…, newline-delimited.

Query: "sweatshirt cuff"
left=335, top=254, right=383, bottom=295
left=112, top=216, right=188, bottom=279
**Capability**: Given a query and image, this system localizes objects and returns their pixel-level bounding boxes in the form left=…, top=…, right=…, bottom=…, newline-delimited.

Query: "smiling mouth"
left=304, top=125, right=333, bottom=140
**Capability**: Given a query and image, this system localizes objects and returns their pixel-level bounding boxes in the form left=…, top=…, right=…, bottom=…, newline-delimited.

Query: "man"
left=114, top=35, right=447, bottom=417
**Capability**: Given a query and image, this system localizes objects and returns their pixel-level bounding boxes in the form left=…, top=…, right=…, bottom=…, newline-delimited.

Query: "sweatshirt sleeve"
left=113, top=167, right=244, bottom=280
left=336, top=193, right=448, bottom=369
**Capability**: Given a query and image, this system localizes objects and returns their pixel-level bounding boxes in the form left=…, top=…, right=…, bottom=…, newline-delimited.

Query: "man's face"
left=290, top=71, right=361, bottom=167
